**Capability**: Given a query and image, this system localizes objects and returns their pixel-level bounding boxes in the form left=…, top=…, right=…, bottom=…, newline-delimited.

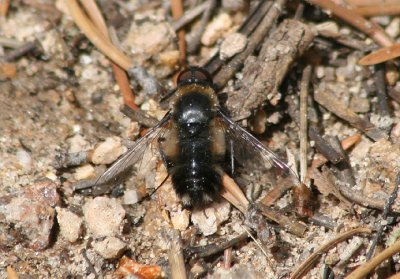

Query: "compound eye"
left=177, top=67, right=213, bottom=85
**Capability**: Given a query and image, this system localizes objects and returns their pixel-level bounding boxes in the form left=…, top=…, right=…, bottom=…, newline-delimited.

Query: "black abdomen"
left=163, top=91, right=224, bottom=207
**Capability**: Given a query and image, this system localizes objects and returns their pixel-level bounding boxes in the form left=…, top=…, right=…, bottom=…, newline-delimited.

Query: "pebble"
left=170, top=209, right=190, bottom=231
left=74, top=164, right=95, bottom=180
left=220, top=32, right=247, bottom=60
left=83, top=197, right=126, bottom=238
left=91, top=136, right=127, bottom=165
left=2, top=178, right=60, bottom=250
left=386, top=18, right=400, bottom=38
left=92, top=236, right=126, bottom=259
left=56, top=207, right=83, bottom=243
left=68, top=134, right=90, bottom=153
left=16, top=149, right=33, bottom=171
left=191, top=200, right=230, bottom=236
left=201, top=13, right=233, bottom=46
left=122, top=189, right=139, bottom=205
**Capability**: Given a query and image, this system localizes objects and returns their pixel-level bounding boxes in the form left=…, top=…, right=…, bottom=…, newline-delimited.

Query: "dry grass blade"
left=290, top=227, right=372, bottom=279
left=306, top=0, right=393, bottom=47
left=345, top=238, right=400, bottom=279
left=359, top=44, right=400, bottom=65
left=299, top=65, right=312, bottom=183
left=353, top=4, right=400, bottom=17
left=170, top=0, right=186, bottom=66
left=66, top=0, right=132, bottom=70
left=79, top=0, right=138, bottom=111
left=0, top=0, right=10, bottom=17
left=220, top=173, right=249, bottom=213
left=167, top=228, right=187, bottom=279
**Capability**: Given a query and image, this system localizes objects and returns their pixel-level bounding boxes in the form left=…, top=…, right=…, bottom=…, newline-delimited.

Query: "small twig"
left=3, top=40, right=40, bottom=62
left=186, top=0, right=217, bottom=54
left=337, top=183, right=400, bottom=213
left=306, top=0, right=393, bottom=47
left=327, top=136, right=356, bottom=188
left=120, top=104, right=159, bottom=127
left=309, top=126, right=344, bottom=164
left=314, top=88, right=387, bottom=141
left=345, top=237, right=400, bottom=279
left=0, top=0, right=10, bottom=17
left=213, top=0, right=287, bottom=89
left=261, top=182, right=293, bottom=206
left=346, top=0, right=400, bottom=5
left=166, top=228, right=187, bottom=279
left=170, top=0, right=187, bottom=66
left=374, top=63, right=390, bottom=117
left=240, top=224, right=273, bottom=270
left=204, top=1, right=273, bottom=75
left=80, top=0, right=138, bottom=111
left=220, top=173, right=249, bottom=213
left=359, top=44, right=400, bottom=66
left=299, top=65, right=312, bottom=183
left=186, top=232, right=248, bottom=259
left=171, top=1, right=210, bottom=31
left=353, top=4, right=400, bottom=17
left=365, top=172, right=400, bottom=260
left=66, top=0, right=132, bottom=70
left=290, top=227, right=372, bottom=279
left=0, top=37, right=24, bottom=49
left=257, top=203, right=307, bottom=238
left=223, top=248, right=233, bottom=269
left=317, top=29, right=369, bottom=51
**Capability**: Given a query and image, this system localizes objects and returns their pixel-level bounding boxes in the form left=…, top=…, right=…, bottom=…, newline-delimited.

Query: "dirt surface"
left=1, top=1, right=400, bottom=278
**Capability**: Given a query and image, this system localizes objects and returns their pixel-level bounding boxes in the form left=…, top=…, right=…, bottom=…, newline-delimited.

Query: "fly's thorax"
left=171, top=83, right=219, bottom=112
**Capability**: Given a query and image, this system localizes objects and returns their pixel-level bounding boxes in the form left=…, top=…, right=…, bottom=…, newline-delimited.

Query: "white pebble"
left=122, top=189, right=139, bottom=205
left=170, top=209, right=190, bottom=231
left=83, top=197, right=125, bottom=237
left=191, top=201, right=230, bottom=236
left=16, top=149, right=33, bottom=171
left=201, top=13, right=233, bottom=46
left=91, top=136, right=127, bottom=165
left=56, top=207, right=83, bottom=243
left=74, top=164, right=95, bottom=180
left=220, top=33, right=247, bottom=60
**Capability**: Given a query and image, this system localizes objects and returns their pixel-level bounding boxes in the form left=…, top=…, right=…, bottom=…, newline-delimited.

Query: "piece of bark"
left=314, top=88, right=387, bottom=141
left=226, top=19, right=315, bottom=118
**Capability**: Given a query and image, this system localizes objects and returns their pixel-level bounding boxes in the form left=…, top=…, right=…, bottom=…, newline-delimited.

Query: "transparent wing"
left=74, top=111, right=173, bottom=195
left=216, top=108, right=299, bottom=187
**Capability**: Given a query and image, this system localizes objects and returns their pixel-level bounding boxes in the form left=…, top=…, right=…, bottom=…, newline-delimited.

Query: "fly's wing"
left=75, top=111, right=173, bottom=195
left=216, top=108, right=300, bottom=189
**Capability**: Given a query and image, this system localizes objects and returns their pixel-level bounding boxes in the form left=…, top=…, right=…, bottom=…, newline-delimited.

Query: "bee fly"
left=94, top=67, right=298, bottom=207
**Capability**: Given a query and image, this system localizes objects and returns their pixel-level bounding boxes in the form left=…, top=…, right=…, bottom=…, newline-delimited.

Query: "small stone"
left=220, top=33, right=247, bottom=60
left=16, top=149, right=33, bottom=171
left=170, top=209, right=190, bottom=231
left=386, top=18, right=400, bottom=38
left=91, top=136, right=127, bottom=165
left=68, top=134, right=90, bottom=153
left=191, top=201, right=230, bottom=236
left=3, top=178, right=60, bottom=250
left=92, top=236, right=126, bottom=259
left=122, top=189, right=139, bottom=205
left=159, top=50, right=180, bottom=68
left=56, top=207, right=83, bottom=243
left=83, top=197, right=126, bottom=237
left=201, top=13, right=233, bottom=46
left=74, top=164, right=95, bottom=180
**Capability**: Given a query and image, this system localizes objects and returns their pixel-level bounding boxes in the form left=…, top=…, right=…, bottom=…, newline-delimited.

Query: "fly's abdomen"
left=171, top=138, right=222, bottom=207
